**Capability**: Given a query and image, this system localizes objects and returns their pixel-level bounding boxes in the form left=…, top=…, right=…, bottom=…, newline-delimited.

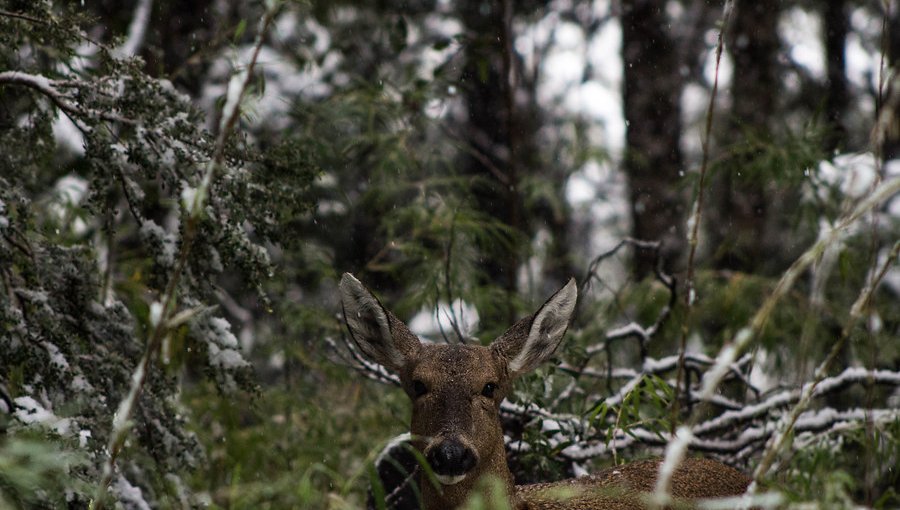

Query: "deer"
left=339, top=273, right=751, bottom=509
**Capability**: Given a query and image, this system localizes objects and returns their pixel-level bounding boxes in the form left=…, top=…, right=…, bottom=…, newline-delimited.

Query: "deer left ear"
left=492, top=278, right=578, bottom=377
left=339, top=273, right=420, bottom=373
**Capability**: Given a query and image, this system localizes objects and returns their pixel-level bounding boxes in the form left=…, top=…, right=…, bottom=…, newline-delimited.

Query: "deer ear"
left=339, top=273, right=420, bottom=373
left=492, top=278, right=577, bottom=377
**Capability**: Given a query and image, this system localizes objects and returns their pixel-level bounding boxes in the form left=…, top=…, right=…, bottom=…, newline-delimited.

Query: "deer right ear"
left=492, top=278, right=577, bottom=377
left=339, top=273, right=420, bottom=373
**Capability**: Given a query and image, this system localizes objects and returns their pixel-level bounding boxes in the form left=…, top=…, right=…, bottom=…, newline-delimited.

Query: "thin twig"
left=443, top=209, right=465, bottom=343
left=673, top=0, right=734, bottom=435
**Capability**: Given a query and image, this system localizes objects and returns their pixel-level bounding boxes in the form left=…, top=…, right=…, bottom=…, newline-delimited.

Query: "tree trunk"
left=710, top=0, right=779, bottom=272
left=824, top=0, right=849, bottom=153
left=456, top=0, right=522, bottom=323
left=885, top=1, right=900, bottom=160
left=621, top=0, right=686, bottom=278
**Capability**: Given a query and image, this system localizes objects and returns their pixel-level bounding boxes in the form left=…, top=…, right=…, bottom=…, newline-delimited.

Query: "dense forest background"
left=1, top=0, right=900, bottom=508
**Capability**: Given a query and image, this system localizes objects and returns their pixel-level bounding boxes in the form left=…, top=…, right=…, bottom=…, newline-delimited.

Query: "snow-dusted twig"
left=651, top=426, right=693, bottom=509
left=327, top=333, right=400, bottom=386
left=557, top=406, right=900, bottom=463
left=580, top=238, right=676, bottom=381
left=688, top=173, right=900, bottom=429
left=570, top=352, right=754, bottom=412
left=693, top=367, right=900, bottom=437
left=750, top=241, right=900, bottom=488
left=91, top=5, right=280, bottom=508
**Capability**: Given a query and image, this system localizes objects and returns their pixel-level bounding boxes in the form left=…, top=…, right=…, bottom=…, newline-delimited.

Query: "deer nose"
left=427, top=439, right=476, bottom=476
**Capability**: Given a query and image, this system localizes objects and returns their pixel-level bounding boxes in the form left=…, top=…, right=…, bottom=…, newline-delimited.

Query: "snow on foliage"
left=192, top=315, right=251, bottom=391
left=13, top=396, right=72, bottom=435
left=112, top=475, right=151, bottom=510
left=139, top=220, right=177, bottom=269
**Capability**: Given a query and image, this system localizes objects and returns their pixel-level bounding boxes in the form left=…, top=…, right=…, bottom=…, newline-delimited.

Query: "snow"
left=52, top=112, right=85, bottom=157
left=198, top=316, right=249, bottom=371
left=408, top=299, right=480, bottom=342
left=180, top=183, right=200, bottom=212
left=115, top=0, right=153, bottom=58
left=13, top=396, right=71, bottom=435
left=700, top=342, right=739, bottom=401
left=845, top=31, right=880, bottom=91
left=149, top=301, right=163, bottom=328
left=208, top=345, right=248, bottom=369
left=702, top=37, right=733, bottom=89
left=779, top=8, right=825, bottom=80
left=565, top=159, right=631, bottom=287
left=201, top=43, right=338, bottom=132
left=817, top=153, right=878, bottom=199
left=113, top=475, right=152, bottom=510
left=140, top=220, right=177, bottom=268
left=208, top=317, right=238, bottom=348
left=54, top=174, right=88, bottom=206
left=71, top=374, right=94, bottom=392
left=42, top=342, right=69, bottom=370
left=0, top=198, right=7, bottom=230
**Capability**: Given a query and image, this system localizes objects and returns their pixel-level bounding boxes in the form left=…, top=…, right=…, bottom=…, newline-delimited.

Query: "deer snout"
left=425, top=438, right=477, bottom=485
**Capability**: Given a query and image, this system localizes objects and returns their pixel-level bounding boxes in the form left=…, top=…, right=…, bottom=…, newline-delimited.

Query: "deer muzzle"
left=425, top=438, right=477, bottom=485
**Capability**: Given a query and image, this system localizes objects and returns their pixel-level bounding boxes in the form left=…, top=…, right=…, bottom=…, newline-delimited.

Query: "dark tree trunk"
left=824, top=0, right=849, bottom=152
left=456, top=0, right=523, bottom=323
left=885, top=3, right=900, bottom=160
left=621, top=0, right=686, bottom=278
left=710, top=0, right=780, bottom=272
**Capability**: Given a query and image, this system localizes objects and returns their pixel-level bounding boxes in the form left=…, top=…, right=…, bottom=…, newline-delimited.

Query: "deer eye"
left=412, top=380, right=428, bottom=397
left=481, top=382, right=497, bottom=398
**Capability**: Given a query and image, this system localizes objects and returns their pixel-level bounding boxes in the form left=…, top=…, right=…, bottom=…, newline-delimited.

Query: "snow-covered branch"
left=0, top=71, right=133, bottom=126
left=557, top=407, right=900, bottom=462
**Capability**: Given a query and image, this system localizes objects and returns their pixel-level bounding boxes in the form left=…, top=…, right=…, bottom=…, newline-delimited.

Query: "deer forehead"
left=409, top=344, right=502, bottom=385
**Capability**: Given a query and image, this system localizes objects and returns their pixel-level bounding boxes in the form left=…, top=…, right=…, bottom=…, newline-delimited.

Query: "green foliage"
left=0, top=431, right=88, bottom=509
left=184, top=372, right=406, bottom=508
left=2, top=1, right=899, bottom=509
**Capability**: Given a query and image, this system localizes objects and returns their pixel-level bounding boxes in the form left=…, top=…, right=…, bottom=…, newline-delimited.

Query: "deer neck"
left=420, top=442, right=518, bottom=510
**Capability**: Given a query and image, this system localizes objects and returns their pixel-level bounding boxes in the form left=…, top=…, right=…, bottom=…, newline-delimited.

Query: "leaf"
left=166, top=305, right=216, bottom=329
left=390, top=16, right=408, bottom=52
left=234, top=19, right=247, bottom=43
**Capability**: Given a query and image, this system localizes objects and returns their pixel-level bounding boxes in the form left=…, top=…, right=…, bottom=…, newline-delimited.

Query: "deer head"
left=340, top=273, right=577, bottom=509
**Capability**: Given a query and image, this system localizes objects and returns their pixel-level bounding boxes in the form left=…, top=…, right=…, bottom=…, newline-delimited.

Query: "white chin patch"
left=435, top=474, right=466, bottom=485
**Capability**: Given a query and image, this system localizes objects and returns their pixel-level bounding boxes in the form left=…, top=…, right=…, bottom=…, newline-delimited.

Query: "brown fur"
left=339, top=274, right=750, bottom=510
